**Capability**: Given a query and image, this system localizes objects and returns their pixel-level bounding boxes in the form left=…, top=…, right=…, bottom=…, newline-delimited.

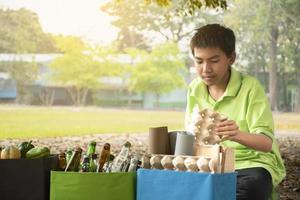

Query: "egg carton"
left=141, top=145, right=234, bottom=173
left=191, top=108, right=227, bottom=145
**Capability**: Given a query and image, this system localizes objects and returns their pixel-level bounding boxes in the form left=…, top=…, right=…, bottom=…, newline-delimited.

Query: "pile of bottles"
left=57, top=141, right=141, bottom=173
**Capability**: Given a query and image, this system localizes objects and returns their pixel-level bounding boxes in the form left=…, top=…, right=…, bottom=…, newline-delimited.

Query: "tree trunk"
left=268, top=0, right=279, bottom=111
left=80, top=88, right=89, bottom=106
left=39, top=87, right=55, bottom=106
left=76, top=87, right=81, bottom=106
left=142, top=93, right=145, bottom=108
left=281, top=72, right=288, bottom=111
left=127, top=91, right=132, bottom=107
left=15, top=81, right=25, bottom=104
left=295, top=71, right=300, bottom=112
left=155, top=93, right=160, bottom=108
left=67, top=86, right=76, bottom=106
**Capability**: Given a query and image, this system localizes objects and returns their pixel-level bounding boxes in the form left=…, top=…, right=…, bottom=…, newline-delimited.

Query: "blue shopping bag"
left=137, top=169, right=236, bottom=200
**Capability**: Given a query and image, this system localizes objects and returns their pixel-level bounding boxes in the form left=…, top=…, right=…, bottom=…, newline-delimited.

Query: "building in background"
left=0, top=54, right=189, bottom=110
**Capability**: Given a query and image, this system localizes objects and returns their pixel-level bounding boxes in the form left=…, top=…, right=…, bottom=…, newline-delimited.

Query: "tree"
left=121, top=0, right=227, bottom=15
left=50, top=36, right=97, bottom=106
left=50, top=36, right=122, bottom=106
left=278, top=0, right=300, bottom=112
left=128, top=42, right=187, bottom=107
left=0, top=59, right=38, bottom=103
left=0, top=8, right=57, bottom=53
left=0, top=8, right=58, bottom=104
left=224, top=0, right=300, bottom=111
left=102, top=0, right=223, bottom=46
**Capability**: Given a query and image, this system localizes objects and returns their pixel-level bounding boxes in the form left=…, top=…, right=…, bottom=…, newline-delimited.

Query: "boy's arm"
left=216, top=120, right=272, bottom=152
left=217, top=78, right=273, bottom=152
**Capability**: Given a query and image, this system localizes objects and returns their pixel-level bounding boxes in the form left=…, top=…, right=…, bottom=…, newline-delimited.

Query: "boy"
left=186, top=24, right=285, bottom=200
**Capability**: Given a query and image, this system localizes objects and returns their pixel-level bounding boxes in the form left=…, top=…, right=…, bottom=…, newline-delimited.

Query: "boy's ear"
left=229, top=52, right=236, bottom=65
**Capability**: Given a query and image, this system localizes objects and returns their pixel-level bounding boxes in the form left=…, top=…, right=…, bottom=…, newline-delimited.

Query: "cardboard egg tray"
left=192, top=108, right=227, bottom=145
left=141, top=145, right=234, bottom=174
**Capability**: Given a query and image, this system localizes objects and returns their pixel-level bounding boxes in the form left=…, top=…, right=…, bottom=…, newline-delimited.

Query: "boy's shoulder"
left=239, top=71, right=261, bottom=88
left=188, top=77, right=202, bottom=88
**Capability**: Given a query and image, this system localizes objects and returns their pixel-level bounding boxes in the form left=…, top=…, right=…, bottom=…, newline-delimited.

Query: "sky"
left=0, top=0, right=118, bottom=45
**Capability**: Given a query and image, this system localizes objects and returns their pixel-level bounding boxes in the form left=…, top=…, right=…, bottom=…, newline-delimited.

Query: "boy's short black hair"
left=190, top=24, right=235, bottom=57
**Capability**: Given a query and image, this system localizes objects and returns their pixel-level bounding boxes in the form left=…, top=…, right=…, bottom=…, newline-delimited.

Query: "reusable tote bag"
left=50, top=171, right=136, bottom=200
left=137, top=169, right=236, bottom=200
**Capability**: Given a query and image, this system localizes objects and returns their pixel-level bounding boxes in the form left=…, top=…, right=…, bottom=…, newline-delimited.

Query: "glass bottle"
left=111, top=141, right=131, bottom=172
left=80, top=155, right=90, bottom=172
left=66, top=148, right=73, bottom=164
left=58, top=152, right=67, bottom=171
left=87, top=141, right=96, bottom=157
left=90, top=154, right=97, bottom=172
left=97, top=143, right=110, bottom=172
left=128, top=155, right=139, bottom=172
left=65, top=147, right=83, bottom=172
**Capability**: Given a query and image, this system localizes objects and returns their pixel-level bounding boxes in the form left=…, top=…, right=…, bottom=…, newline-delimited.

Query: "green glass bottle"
left=87, top=141, right=96, bottom=157
left=90, top=154, right=97, bottom=172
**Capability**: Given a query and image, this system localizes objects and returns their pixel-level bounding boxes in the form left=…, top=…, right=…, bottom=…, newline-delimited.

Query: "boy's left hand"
left=215, top=119, right=241, bottom=141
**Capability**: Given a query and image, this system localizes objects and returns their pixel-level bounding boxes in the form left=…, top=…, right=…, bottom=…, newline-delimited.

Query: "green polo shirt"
left=185, top=67, right=285, bottom=187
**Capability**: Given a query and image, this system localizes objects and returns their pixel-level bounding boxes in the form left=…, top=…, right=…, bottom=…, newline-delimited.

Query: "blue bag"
left=137, top=169, right=236, bottom=200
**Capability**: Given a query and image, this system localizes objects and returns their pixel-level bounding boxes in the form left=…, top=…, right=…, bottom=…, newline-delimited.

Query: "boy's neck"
left=207, top=69, right=231, bottom=101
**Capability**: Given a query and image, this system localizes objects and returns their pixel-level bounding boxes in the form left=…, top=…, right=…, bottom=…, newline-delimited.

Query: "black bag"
left=0, top=156, right=58, bottom=200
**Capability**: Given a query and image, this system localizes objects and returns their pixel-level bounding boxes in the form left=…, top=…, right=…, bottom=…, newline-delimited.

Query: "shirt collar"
left=190, top=67, right=242, bottom=99
left=223, top=67, right=242, bottom=97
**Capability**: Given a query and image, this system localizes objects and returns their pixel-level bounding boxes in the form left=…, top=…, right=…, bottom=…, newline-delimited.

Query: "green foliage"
left=127, top=42, right=187, bottom=106
left=102, top=0, right=222, bottom=46
left=0, top=60, right=38, bottom=103
left=132, top=0, right=227, bottom=15
left=50, top=36, right=95, bottom=87
left=50, top=36, right=122, bottom=105
left=92, top=44, right=123, bottom=76
left=0, top=8, right=57, bottom=53
left=224, top=0, right=300, bottom=111
left=225, top=0, right=299, bottom=74
left=0, top=8, right=58, bottom=104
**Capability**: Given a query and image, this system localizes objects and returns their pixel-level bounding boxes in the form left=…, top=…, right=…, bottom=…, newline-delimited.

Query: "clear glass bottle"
left=128, top=155, right=139, bottom=172
left=111, top=141, right=131, bottom=172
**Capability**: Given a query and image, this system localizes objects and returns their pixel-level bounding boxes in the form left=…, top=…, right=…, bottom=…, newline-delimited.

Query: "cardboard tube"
left=174, top=132, right=195, bottom=156
left=168, top=131, right=178, bottom=155
left=149, top=126, right=170, bottom=154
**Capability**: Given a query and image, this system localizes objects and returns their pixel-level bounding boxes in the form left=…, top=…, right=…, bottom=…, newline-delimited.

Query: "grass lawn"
left=0, top=105, right=299, bottom=139
left=0, top=105, right=185, bottom=139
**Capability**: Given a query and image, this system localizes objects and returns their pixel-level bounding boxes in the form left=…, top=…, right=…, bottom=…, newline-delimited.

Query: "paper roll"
left=174, top=132, right=195, bottom=156
left=168, top=131, right=178, bottom=155
left=149, top=126, right=170, bottom=154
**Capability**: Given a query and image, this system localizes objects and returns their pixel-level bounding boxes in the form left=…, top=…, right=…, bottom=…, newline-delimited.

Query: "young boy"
left=186, top=24, right=285, bottom=200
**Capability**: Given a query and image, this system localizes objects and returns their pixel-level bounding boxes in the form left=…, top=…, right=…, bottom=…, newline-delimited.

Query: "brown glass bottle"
left=58, top=152, right=67, bottom=171
left=65, top=147, right=83, bottom=172
left=97, top=143, right=110, bottom=172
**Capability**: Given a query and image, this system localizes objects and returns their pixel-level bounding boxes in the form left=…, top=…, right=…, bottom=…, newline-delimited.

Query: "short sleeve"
left=246, top=79, right=274, bottom=140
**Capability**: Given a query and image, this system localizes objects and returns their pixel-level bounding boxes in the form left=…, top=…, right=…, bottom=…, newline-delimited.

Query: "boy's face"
left=193, top=47, right=235, bottom=87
